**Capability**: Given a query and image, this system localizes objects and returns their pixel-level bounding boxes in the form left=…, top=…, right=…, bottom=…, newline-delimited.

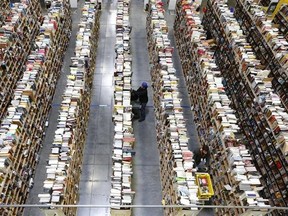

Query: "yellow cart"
left=195, top=173, right=214, bottom=200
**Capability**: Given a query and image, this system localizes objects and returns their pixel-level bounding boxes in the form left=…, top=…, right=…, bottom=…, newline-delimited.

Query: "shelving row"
left=234, top=0, right=288, bottom=110
left=0, top=0, right=41, bottom=120
left=0, top=0, right=11, bottom=26
left=203, top=0, right=288, bottom=211
left=174, top=1, right=270, bottom=215
left=272, top=4, right=288, bottom=39
left=37, top=1, right=101, bottom=215
left=146, top=0, right=206, bottom=215
left=110, top=0, right=134, bottom=215
left=209, top=0, right=288, bottom=160
left=260, top=0, right=271, bottom=7
left=0, top=0, right=72, bottom=215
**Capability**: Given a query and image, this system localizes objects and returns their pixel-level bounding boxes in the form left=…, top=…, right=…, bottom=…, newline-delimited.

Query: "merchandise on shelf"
left=0, top=0, right=11, bottom=25
left=146, top=0, right=211, bottom=215
left=202, top=0, right=288, bottom=211
left=234, top=0, right=288, bottom=110
left=0, top=0, right=41, bottom=120
left=272, top=4, right=288, bottom=40
left=174, top=1, right=270, bottom=215
left=0, top=0, right=72, bottom=215
left=260, top=0, right=271, bottom=7
left=110, top=1, right=135, bottom=215
left=38, top=1, right=100, bottom=215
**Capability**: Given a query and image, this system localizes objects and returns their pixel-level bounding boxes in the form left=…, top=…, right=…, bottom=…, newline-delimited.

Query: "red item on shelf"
left=276, top=161, right=282, bottom=169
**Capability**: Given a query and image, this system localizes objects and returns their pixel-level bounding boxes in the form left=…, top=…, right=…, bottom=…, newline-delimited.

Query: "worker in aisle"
left=132, top=82, right=148, bottom=122
left=193, top=145, right=210, bottom=171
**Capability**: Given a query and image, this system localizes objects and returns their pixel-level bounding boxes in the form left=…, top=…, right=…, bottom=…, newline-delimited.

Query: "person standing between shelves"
left=193, top=145, right=210, bottom=171
left=134, top=82, right=148, bottom=122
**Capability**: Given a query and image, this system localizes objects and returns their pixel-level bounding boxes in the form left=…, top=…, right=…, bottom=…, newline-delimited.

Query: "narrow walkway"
left=164, top=6, right=201, bottom=153
left=23, top=3, right=85, bottom=216
left=130, top=1, right=163, bottom=216
left=165, top=5, right=214, bottom=216
left=77, top=0, right=116, bottom=215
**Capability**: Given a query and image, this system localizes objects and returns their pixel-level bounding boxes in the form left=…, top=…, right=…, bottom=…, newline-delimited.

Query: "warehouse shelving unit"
left=174, top=1, right=271, bottom=215
left=0, top=0, right=11, bottom=26
left=110, top=0, right=135, bottom=215
left=0, top=0, right=71, bottom=215
left=38, top=1, right=101, bottom=215
left=272, top=4, right=288, bottom=40
left=234, top=0, right=288, bottom=110
left=0, top=0, right=41, bottom=120
left=146, top=0, right=211, bottom=215
left=202, top=0, right=288, bottom=213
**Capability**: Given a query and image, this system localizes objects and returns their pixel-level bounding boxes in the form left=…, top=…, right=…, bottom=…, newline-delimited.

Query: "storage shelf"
left=234, top=0, right=288, bottom=111
left=0, top=0, right=10, bottom=26
left=260, top=0, right=271, bottom=7
left=174, top=1, right=271, bottom=215
left=38, top=1, right=100, bottom=215
left=0, top=0, right=41, bottom=121
left=272, top=4, right=288, bottom=40
left=146, top=1, right=205, bottom=215
left=203, top=0, right=288, bottom=211
left=110, top=0, right=135, bottom=214
left=0, top=0, right=72, bottom=215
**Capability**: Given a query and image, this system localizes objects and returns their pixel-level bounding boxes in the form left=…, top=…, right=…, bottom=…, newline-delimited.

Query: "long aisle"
left=130, top=1, right=163, bottom=216
left=77, top=0, right=116, bottom=216
left=164, top=10, right=201, bottom=153
left=23, top=3, right=85, bottom=216
left=165, top=5, right=214, bottom=216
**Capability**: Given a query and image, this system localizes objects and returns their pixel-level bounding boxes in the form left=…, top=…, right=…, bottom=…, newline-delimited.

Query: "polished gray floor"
left=78, top=0, right=164, bottom=215
left=130, top=0, right=163, bottom=216
left=77, top=0, right=116, bottom=215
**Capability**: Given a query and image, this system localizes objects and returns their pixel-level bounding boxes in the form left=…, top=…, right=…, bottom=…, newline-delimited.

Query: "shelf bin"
left=195, top=173, right=214, bottom=199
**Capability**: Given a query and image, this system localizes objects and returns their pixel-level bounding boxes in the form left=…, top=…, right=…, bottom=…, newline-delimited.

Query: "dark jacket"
left=193, top=149, right=203, bottom=166
left=136, top=87, right=148, bottom=103
left=193, top=147, right=210, bottom=167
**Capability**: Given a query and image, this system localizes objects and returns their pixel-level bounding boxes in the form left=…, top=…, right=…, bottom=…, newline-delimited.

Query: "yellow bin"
left=195, top=173, right=214, bottom=199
